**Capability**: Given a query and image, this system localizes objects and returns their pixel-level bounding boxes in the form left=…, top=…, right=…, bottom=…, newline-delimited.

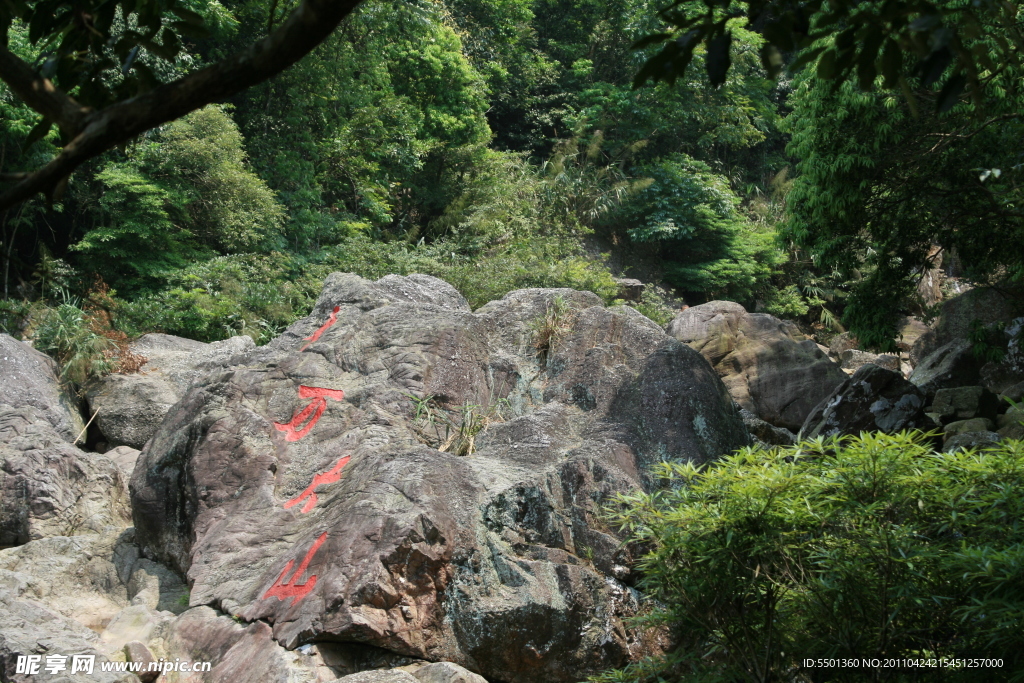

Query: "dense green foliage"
left=783, top=59, right=1024, bottom=349
left=0, top=0, right=1020, bottom=352
left=595, top=432, right=1024, bottom=682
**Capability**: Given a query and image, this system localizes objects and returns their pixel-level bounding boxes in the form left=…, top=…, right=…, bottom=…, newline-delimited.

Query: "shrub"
left=597, top=432, right=1024, bottom=682
left=29, top=299, right=114, bottom=389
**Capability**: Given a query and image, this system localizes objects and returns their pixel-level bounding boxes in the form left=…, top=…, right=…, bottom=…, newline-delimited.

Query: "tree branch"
left=0, top=0, right=367, bottom=211
left=0, top=47, right=91, bottom=136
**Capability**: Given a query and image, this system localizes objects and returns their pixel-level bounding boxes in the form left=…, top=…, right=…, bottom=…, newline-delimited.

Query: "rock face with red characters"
left=129, top=273, right=750, bottom=682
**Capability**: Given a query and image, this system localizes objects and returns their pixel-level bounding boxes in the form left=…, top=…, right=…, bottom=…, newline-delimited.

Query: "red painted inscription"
left=274, top=385, right=346, bottom=442
left=262, top=533, right=328, bottom=605
left=300, top=306, right=341, bottom=350
left=285, top=455, right=351, bottom=513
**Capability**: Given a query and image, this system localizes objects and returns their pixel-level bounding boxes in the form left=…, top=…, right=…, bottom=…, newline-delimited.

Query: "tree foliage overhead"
left=635, top=0, right=1024, bottom=110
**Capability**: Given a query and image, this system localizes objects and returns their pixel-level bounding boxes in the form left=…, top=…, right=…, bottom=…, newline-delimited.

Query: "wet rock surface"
left=667, top=301, right=846, bottom=431
left=129, top=274, right=748, bottom=682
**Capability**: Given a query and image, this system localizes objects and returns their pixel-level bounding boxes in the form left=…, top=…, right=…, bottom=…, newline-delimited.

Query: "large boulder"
left=0, top=589, right=137, bottom=683
left=86, top=334, right=256, bottom=449
left=130, top=274, right=749, bottom=683
left=667, top=301, right=846, bottom=431
left=801, top=365, right=932, bottom=439
left=0, top=333, right=84, bottom=442
left=0, top=405, right=132, bottom=545
left=909, top=339, right=984, bottom=397
left=911, top=287, right=1019, bottom=364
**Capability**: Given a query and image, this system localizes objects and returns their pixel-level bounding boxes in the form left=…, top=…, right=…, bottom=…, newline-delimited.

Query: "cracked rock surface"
left=130, top=273, right=749, bottom=682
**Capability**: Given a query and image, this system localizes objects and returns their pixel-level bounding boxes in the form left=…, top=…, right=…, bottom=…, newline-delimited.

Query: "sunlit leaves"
left=597, top=433, right=1024, bottom=680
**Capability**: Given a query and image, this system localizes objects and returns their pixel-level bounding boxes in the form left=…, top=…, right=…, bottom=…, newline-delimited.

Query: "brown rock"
left=123, top=640, right=159, bottom=683
left=668, top=301, right=846, bottom=431
left=130, top=275, right=748, bottom=683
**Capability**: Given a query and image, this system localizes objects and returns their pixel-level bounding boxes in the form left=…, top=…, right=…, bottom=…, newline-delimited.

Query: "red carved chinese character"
left=285, top=455, right=351, bottom=513
left=274, top=385, right=346, bottom=442
left=262, top=532, right=328, bottom=605
left=300, top=306, right=341, bottom=351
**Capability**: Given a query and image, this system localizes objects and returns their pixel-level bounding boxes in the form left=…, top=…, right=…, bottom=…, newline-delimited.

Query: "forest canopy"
left=0, top=0, right=1021, bottom=351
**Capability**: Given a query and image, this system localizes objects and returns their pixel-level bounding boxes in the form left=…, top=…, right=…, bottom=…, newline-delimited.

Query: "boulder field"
left=3, top=275, right=1018, bottom=681
left=2, top=273, right=750, bottom=683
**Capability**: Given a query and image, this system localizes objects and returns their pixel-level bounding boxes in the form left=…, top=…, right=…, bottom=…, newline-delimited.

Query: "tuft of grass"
left=406, top=393, right=510, bottom=456
left=28, top=296, right=115, bottom=390
left=530, top=296, right=577, bottom=364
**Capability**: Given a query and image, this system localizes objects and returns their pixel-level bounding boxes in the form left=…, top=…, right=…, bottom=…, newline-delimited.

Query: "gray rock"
left=338, top=672, right=419, bottom=683
left=943, top=431, right=1002, bottom=453
left=0, top=527, right=187, bottom=645
left=131, top=274, right=747, bottom=682
left=801, top=365, right=931, bottom=439
left=85, top=334, right=257, bottom=449
left=130, top=333, right=256, bottom=395
left=840, top=349, right=900, bottom=373
left=909, top=339, right=984, bottom=397
left=163, top=606, right=325, bottom=683
left=409, top=662, right=488, bottom=683
left=739, top=409, right=796, bottom=447
left=0, top=588, right=136, bottom=682
left=829, top=332, right=859, bottom=358
left=667, top=301, right=846, bottom=431
left=0, top=406, right=132, bottom=545
left=613, top=278, right=644, bottom=302
left=896, top=317, right=931, bottom=354
left=0, top=333, right=84, bottom=442
left=85, top=374, right=179, bottom=450
left=944, top=417, right=995, bottom=439
left=1000, top=381, right=1024, bottom=402
left=105, top=445, right=142, bottom=479
left=911, top=287, right=1018, bottom=364
left=929, top=386, right=1000, bottom=424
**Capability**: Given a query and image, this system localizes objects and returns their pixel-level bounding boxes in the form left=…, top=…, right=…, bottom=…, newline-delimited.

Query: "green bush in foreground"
left=595, top=432, right=1024, bottom=683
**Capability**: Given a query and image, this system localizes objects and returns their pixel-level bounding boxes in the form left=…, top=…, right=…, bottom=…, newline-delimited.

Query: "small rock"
left=997, top=407, right=1024, bottom=431
left=829, top=332, right=859, bottom=358
left=840, top=349, right=900, bottom=373
left=739, top=409, right=796, bottom=447
left=123, top=640, right=159, bottom=683
left=409, top=661, right=488, bottom=683
left=944, top=417, right=995, bottom=440
left=613, top=278, right=644, bottom=302
left=338, top=672, right=420, bottom=683
left=929, top=386, right=1000, bottom=424
left=943, top=431, right=1002, bottom=453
